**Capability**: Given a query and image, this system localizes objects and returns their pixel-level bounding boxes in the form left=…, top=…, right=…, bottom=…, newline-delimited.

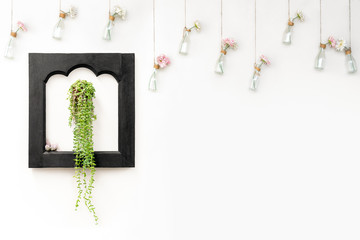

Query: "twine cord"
left=255, top=0, right=257, bottom=62
left=320, top=0, right=322, bottom=42
left=220, top=0, right=223, bottom=42
left=184, top=0, right=187, bottom=27
left=349, top=0, right=352, bottom=47
left=11, top=0, right=13, bottom=31
left=288, top=0, right=290, bottom=20
left=153, top=0, right=156, bottom=64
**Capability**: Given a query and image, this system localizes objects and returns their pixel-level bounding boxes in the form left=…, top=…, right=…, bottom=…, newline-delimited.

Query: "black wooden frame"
left=29, top=53, right=135, bottom=168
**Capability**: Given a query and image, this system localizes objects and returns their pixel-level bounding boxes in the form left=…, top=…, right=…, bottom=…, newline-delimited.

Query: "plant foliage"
left=68, top=80, right=98, bottom=224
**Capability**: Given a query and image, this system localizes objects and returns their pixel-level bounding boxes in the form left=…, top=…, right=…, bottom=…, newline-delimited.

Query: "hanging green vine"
left=67, top=80, right=98, bottom=224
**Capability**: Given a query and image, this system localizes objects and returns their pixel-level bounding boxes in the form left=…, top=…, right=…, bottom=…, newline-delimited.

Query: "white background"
left=1, top=0, right=360, bottom=239
left=47, top=69, right=119, bottom=151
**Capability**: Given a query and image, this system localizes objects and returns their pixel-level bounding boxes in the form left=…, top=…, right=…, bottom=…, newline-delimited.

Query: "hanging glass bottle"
left=4, top=21, right=27, bottom=59
left=178, top=21, right=200, bottom=55
left=148, top=64, right=159, bottom=91
left=282, top=20, right=294, bottom=44
left=179, top=28, right=190, bottom=54
left=4, top=32, right=16, bottom=59
left=214, top=38, right=237, bottom=75
left=249, top=55, right=270, bottom=91
left=314, top=43, right=326, bottom=70
left=148, top=55, right=170, bottom=92
left=53, top=12, right=66, bottom=39
left=345, top=48, right=357, bottom=73
left=282, top=10, right=304, bottom=45
left=52, top=7, right=77, bottom=40
left=215, top=50, right=226, bottom=74
left=250, top=63, right=262, bottom=91
left=103, top=6, right=126, bottom=41
left=103, top=15, right=115, bottom=40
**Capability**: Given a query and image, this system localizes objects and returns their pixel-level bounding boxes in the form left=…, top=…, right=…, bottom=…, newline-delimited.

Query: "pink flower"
left=156, top=54, right=170, bottom=68
left=222, top=38, right=238, bottom=50
left=17, top=21, right=27, bottom=32
left=328, top=36, right=336, bottom=48
left=260, top=55, right=270, bottom=65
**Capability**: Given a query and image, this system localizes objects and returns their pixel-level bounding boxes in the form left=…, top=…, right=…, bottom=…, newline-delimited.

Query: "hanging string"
left=220, top=0, right=223, bottom=42
left=10, top=0, right=13, bottom=31
left=288, top=0, right=290, bottom=20
left=184, top=0, right=187, bottom=27
left=59, top=0, right=62, bottom=12
left=349, top=0, right=352, bottom=47
left=109, top=0, right=111, bottom=15
left=254, top=0, right=257, bottom=62
left=153, top=0, right=156, bottom=64
left=319, top=0, right=322, bottom=43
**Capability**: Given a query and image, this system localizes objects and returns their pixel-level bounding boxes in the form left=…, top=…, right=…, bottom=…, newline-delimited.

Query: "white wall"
left=1, top=0, right=360, bottom=239
left=46, top=69, right=119, bottom=151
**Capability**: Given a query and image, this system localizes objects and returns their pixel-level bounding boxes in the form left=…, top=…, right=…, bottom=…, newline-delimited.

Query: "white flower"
left=113, top=5, right=126, bottom=20
left=45, top=145, right=51, bottom=151
left=335, top=38, right=347, bottom=51
left=50, top=144, right=58, bottom=151
left=296, top=10, right=304, bottom=22
left=120, top=9, right=126, bottom=20
left=69, top=6, right=78, bottom=18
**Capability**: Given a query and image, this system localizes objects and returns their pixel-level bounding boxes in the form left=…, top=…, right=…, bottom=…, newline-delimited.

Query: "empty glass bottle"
left=215, top=50, right=226, bottom=74
left=4, top=32, right=16, bottom=59
left=148, top=64, right=159, bottom=91
left=282, top=21, right=294, bottom=44
left=103, top=15, right=115, bottom=40
left=345, top=48, right=357, bottom=73
left=53, top=13, right=66, bottom=39
left=179, top=28, right=190, bottom=54
left=314, top=43, right=326, bottom=70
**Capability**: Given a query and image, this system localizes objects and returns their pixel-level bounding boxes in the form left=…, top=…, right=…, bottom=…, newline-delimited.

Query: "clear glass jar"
left=345, top=49, right=357, bottom=73
left=282, top=21, right=294, bottom=45
left=179, top=28, right=190, bottom=55
left=4, top=34, right=16, bottom=59
left=314, top=43, right=326, bottom=70
left=249, top=62, right=263, bottom=91
left=148, top=66, right=158, bottom=91
left=103, top=16, right=115, bottom=40
left=215, top=51, right=226, bottom=74
left=53, top=14, right=65, bottom=39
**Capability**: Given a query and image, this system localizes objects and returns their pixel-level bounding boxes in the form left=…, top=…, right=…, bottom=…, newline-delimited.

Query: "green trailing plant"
left=67, top=80, right=98, bottom=224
